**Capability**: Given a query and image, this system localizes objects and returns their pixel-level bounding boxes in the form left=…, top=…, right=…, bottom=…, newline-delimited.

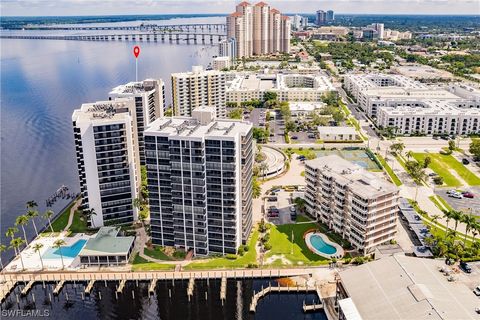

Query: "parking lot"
left=435, top=187, right=480, bottom=216
left=290, top=131, right=317, bottom=143
left=264, top=189, right=296, bottom=225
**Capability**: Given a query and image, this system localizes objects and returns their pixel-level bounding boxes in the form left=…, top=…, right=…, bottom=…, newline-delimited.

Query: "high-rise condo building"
left=109, top=79, right=165, bottom=165
left=316, top=10, right=327, bottom=25
left=144, top=107, right=253, bottom=256
left=72, top=98, right=140, bottom=227
left=304, top=155, right=399, bottom=255
left=326, top=10, right=335, bottom=22
left=227, top=1, right=290, bottom=58
left=218, top=38, right=237, bottom=61
left=171, top=66, right=227, bottom=118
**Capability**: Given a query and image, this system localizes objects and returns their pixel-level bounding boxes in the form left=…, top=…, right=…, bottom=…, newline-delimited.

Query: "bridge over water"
left=21, top=23, right=226, bottom=33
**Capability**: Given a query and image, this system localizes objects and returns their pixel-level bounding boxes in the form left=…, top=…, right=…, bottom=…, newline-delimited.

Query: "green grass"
left=69, top=211, right=88, bottom=233
left=264, top=222, right=329, bottom=266
left=412, top=153, right=480, bottom=186
left=184, top=229, right=260, bottom=270
left=49, top=201, right=78, bottom=232
left=131, top=253, right=175, bottom=271
left=395, top=155, right=409, bottom=172
left=376, top=154, right=402, bottom=186
left=429, top=195, right=453, bottom=212
left=340, top=101, right=351, bottom=116
left=295, top=215, right=312, bottom=223
left=144, top=247, right=174, bottom=261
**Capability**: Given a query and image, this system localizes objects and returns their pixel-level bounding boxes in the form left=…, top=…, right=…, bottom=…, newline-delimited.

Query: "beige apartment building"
left=227, top=1, right=290, bottom=58
left=304, top=155, right=399, bottom=255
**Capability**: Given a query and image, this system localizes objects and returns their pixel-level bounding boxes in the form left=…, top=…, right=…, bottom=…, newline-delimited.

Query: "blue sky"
left=1, top=0, right=479, bottom=16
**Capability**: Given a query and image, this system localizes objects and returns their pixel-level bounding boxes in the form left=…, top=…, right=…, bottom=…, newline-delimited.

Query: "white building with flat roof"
left=318, top=126, right=360, bottom=141
left=305, top=155, right=399, bottom=255
left=212, top=56, right=232, bottom=71
left=289, top=101, right=326, bottom=118
left=171, top=66, right=227, bottom=118
left=144, top=107, right=253, bottom=256
left=227, top=73, right=335, bottom=103
left=72, top=99, right=140, bottom=227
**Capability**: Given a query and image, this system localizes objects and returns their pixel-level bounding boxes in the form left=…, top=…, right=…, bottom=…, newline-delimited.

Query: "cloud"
left=1, top=0, right=479, bottom=15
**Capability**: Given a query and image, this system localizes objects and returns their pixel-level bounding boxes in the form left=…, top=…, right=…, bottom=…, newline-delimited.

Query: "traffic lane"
left=435, top=188, right=480, bottom=215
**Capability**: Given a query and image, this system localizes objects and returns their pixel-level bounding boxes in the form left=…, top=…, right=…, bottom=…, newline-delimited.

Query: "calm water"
left=0, top=17, right=220, bottom=252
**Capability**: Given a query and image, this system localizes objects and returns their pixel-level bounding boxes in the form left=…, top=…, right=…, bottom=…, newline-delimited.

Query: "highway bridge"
left=21, top=23, right=226, bottom=33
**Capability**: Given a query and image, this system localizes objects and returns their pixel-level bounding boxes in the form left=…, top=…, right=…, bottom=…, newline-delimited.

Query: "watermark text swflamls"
left=1, top=309, right=50, bottom=317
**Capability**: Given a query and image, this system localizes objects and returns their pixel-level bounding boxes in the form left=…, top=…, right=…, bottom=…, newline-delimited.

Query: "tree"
left=33, top=243, right=44, bottom=270
left=53, top=239, right=66, bottom=269
left=448, top=139, right=456, bottom=151
left=263, top=91, right=277, bottom=102
left=433, top=176, right=444, bottom=185
left=449, top=210, right=463, bottom=234
left=431, top=214, right=441, bottom=234
left=252, top=177, right=261, bottom=199
left=405, top=161, right=426, bottom=183
left=259, top=162, right=269, bottom=179
left=294, top=197, right=306, bottom=213
left=423, top=156, right=431, bottom=168
left=253, top=127, right=269, bottom=143
left=461, top=214, right=476, bottom=246
left=389, top=143, right=405, bottom=156
left=0, top=244, right=6, bottom=270
left=10, top=238, right=25, bottom=270
left=43, top=210, right=55, bottom=233
left=443, top=210, right=453, bottom=239
left=15, top=215, right=30, bottom=246
left=406, top=151, right=413, bottom=160
left=469, top=139, right=480, bottom=160
left=26, top=208, right=39, bottom=237
left=5, top=227, right=19, bottom=255
left=228, top=108, right=243, bottom=119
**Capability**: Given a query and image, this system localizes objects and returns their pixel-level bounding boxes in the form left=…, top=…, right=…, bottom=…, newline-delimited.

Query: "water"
left=309, top=235, right=337, bottom=255
left=0, top=16, right=221, bottom=256
left=1, top=279, right=328, bottom=320
left=42, top=239, right=87, bottom=259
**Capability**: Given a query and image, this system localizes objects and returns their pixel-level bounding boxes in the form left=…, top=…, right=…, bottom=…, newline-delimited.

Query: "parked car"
left=462, top=158, right=470, bottom=165
left=289, top=206, right=296, bottom=213
left=462, top=192, right=475, bottom=199
left=296, top=155, right=306, bottom=160
left=460, top=261, right=472, bottom=273
left=291, top=136, right=298, bottom=140
left=428, top=173, right=437, bottom=177
left=308, top=134, right=316, bottom=139
left=447, top=189, right=457, bottom=195
left=440, top=136, right=449, bottom=140
left=267, top=196, right=278, bottom=202
left=448, top=192, right=463, bottom=199
left=473, top=286, right=480, bottom=296
left=433, top=136, right=439, bottom=140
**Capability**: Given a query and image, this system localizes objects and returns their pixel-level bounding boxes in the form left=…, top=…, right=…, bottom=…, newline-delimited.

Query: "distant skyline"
left=1, top=0, right=479, bottom=16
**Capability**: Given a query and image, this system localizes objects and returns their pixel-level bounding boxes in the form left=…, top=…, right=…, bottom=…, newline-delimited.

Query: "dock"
left=187, top=277, right=195, bottom=299
left=53, top=280, right=65, bottom=295
left=220, top=276, right=227, bottom=301
left=249, top=284, right=320, bottom=313
left=0, top=281, right=16, bottom=302
left=21, top=280, right=35, bottom=296
left=116, top=279, right=126, bottom=294
left=85, top=280, right=95, bottom=295
left=303, top=302, right=324, bottom=312
left=148, top=279, right=157, bottom=295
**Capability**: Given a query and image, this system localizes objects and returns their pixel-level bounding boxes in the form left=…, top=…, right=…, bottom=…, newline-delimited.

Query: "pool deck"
left=305, top=232, right=344, bottom=259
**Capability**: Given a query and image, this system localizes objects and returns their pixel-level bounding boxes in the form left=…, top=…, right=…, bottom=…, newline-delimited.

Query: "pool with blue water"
left=309, top=234, right=337, bottom=255
left=42, top=239, right=87, bottom=259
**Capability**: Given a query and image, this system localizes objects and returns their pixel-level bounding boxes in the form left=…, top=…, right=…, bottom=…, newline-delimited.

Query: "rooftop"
left=72, top=98, right=133, bottom=123
left=109, top=79, right=160, bottom=96
left=317, top=126, right=358, bottom=135
left=340, top=255, right=479, bottom=320
left=79, top=227, right=134, bottom=257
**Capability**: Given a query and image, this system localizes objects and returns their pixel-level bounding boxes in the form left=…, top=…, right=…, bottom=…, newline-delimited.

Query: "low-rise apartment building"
left=304, top=155, right=399, bottom=255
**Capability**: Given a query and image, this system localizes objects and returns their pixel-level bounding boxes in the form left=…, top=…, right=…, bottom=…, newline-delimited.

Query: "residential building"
left=227, top=1, right=290, bottom=58
left=144, top=107, right=253, bottom=256
left=362, top=28, right=379, bottom=41
left=367, top=23, right=385, bottom=39
left=171, top=66, right=227, bottom=118
left=326, top=10, right=335, bottom=22
left=226, top=72, right=335, bottom=103
left=317, top=126, right=361, bottom=141
left=304, top=155, right=399, bottom=255
left=72, top=98, right=140, bottom=227
left=218, top=38, right=237, bottom=61
left=289, top=101, right=326, bottom=118
left=212, top=56, right=232, bottom=71
left=316, top=10, right=327, bottom=26
left=109, top=79, right=165, bottom=165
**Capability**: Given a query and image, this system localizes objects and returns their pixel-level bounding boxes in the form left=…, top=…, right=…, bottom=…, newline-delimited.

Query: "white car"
left=449, top=192, right=463, bottom=199
left=473, top=286, right=480, bottom=296
left=446, top=189, right=457, bottom=195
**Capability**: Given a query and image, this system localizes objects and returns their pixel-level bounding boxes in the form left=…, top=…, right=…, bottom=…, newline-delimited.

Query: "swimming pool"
left=42, top=239, right=87, bottom=259
left=305, top=232, right=344, bottom=258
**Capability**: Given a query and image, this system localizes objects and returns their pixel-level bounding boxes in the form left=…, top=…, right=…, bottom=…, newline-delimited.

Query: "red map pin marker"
left=133, top=46, right=140, bottom=58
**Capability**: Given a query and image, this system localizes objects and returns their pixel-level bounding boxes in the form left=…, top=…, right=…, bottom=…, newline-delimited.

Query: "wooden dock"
left=249, top=285, right=320, bottom=313
left=220, top=276, right=227, bottom=301
left=85, top=280, right=95, bottom=295
left=53, top=280, right=65, bottom=295
left=303, top=302, right=324, bottom=312
left=0, top=281, right=16, bottom=302
left=116, top=279, right=126, bottom=293
left=148, top=279, right=157, bottom=295
left=187, top=277, right=195, bottom=298
left=21, top=280, right=35, bottom=296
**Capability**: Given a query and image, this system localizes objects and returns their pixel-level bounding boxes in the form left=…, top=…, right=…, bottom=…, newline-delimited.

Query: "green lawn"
left=264, top=222, right=329, bottom=266
left=412, top=153, right=480, bottom=187
left=376, top=154, right=402, bottom=186
left=131, top=254, right=175, bottom=271
left=429, top=195, right=453, bottom=212
left=184, top=229, right=260, bottom=270
left=295, top=215, right=313, bottom=223
left=144, top=247, right=174, bottom=261
left=69, top=211, right=88, bottom=233
left=48, top=200, right=88, bottom=232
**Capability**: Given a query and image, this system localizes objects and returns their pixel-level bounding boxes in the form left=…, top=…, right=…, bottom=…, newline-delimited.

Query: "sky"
left=1, top=0, right=479, bottom=16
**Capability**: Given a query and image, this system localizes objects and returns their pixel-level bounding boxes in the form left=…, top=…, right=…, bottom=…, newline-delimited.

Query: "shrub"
left=343, top=257, right=352, bottom=264
left=243, top=245, right=250, bottom=252
left=353, top=257, right=365, bottom=265
left=264, top=243, right=272, bottom=250
left=247, top=263, right=259, bottom=268
left=433, top=176, right=444, bottom=185
left=237, top=246, right=245, bottom=256
left=226, top=254, right=238, bottom=260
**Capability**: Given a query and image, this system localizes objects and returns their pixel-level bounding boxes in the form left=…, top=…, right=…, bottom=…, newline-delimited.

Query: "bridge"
left=0, top=32, right=227, bottom=44
left=21, top=23, right=226, bottom=33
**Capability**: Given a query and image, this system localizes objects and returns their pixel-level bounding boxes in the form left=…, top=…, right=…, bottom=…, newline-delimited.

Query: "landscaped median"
left=376, top=154, right=402, bottom=186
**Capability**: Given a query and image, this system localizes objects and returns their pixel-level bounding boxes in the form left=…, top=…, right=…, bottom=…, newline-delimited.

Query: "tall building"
left=144, top=107, right=253, bottom=256
left=305, top=155, right=399, bottom=255
left=72, top=98, right=140, bottom=227
left=367, top=23, right=385, bottom=39
left=292, top=14, right=308, bottom=31
left=171, top=66, right=227, bottom=118
left=326, top=10, right=335, bottom=22
left=109, top=79, right=165, bottom=165
left=316, top=10, right=327, bottom=25
left=227, top=1, right=290, bottom=58
left=218, top=38, right=237, bottom=61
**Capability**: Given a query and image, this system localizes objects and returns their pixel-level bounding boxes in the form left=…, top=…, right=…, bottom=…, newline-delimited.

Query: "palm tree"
left=471, top=221, right=480, bottom=244
left=15, top=215, right=30, bottom=246
left=43, top=210, right=54, bottom=233
left=259, top=162, right=269, bottom=180
left=443, top=210, right=453, bottom=239
left=5, top=227, right=19, bottom=254
left=32, top=243, right=44, bottom=270
left=406, top=151, right=413, bottom=160
left=10, top=238, right=25, bottom=270
left=431, top=214, right=441, bottom=234
left=53, top=239, right=66, bottom=269
left=450, top=210, right=463, bottom=234
left=26, top=200, right=38, bottom=209
left=461, top=214, right=476, bottom=246
left=26, top=209, right=39, bottom=237
left=0, top=244, right=6, bottom=270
